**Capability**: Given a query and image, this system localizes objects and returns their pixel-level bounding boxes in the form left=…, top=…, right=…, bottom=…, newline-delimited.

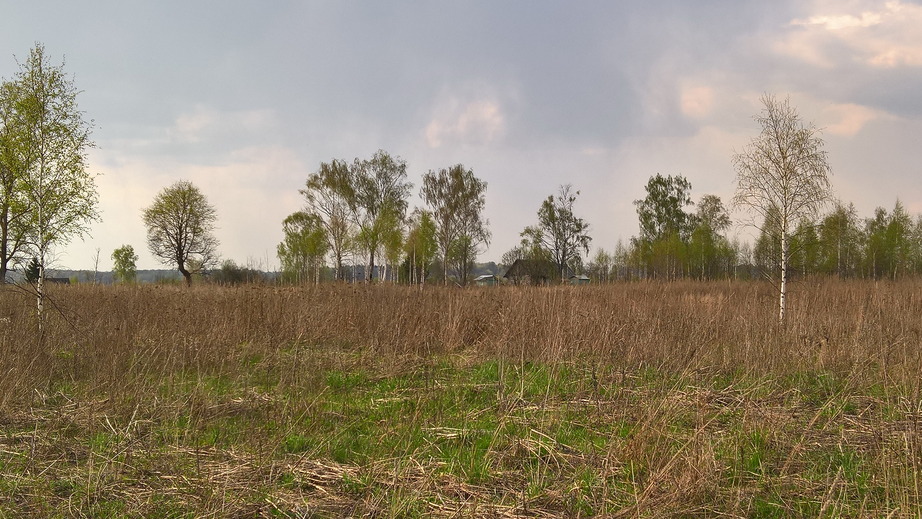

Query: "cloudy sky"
left=2, top=1, right=921, bottom=270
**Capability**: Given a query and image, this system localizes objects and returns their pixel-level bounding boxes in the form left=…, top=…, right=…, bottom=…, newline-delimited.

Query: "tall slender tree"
left=588, top=248, right=613, bottom=283
left=403, top=210, right=437, bottom=285
left=733, top=94, right=832, bottom=323
left=4, top=44, right=99, bottom=320
left=301, top=159, right=353, bottom=281
left=633, top=174, right=695, bottom=279
left=817, top=202, right=861, bottom=278
left=0, top=79, right=31, bottom=283
left=377, top=205, right=405, bottom=282
left=346, top=150, right=412, bottom=282
left=277, top=211, right=328, bottom=284
left=532, top=184, right=592, bottom=281
left=688, top=195, right=733, bottom=279
left=421, top=164, right=490, bottom=285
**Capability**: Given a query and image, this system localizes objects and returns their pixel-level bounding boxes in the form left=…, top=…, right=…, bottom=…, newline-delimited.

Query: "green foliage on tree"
left=503, top=225, right=549, bottom=265
left=15, top=44, right=100, bottom=253
left=529, top=184, right=592, bottom=281
left=377, top=207, right=405, bottom=282
left=733, top=94, right=832, bottom=323
left=277, top=211, right=329, bottom=284
left=0, top=44, right=99, bottom=324
left=0, top=80, right=31, bottom=283
left=421, top=164, right=490, bottom=285
left=587, top=248, right=614, bottom=283
left=446, top=235, right=477, bottom=285
left=111, top=244, right=138, bottom=283
left=862, top=200, right=917, bottom=280
left=634, top=173, right=695, bottom=243
left=143, top=180, right=218, bottom=286
left=688, top=195, right=735, bottom=280
left=402, top=210, right=437, bottom=285
left=301, top=159, right=353, bottom=281
left=632, top=174, right=696, bottom=279
left=788, top=220, right=820, bottom=276
left=342, top=150, right=412, bottom=282
left=24, top=256, right=39, bottom=284
left=817, top=203, right=861, bottom=278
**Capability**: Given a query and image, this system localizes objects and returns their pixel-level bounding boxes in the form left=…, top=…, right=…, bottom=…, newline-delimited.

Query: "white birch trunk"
left=779, top=228, right=788, bottom=324
left=36, top=261, right=45, bottom=333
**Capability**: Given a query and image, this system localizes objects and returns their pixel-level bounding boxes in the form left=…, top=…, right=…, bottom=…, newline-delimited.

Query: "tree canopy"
left=421, top=164, right=490, bottom=285
left=143, top=180, right=218, bottom=286
left=301, top=159, right=353, bottom=281
left=111, top=244, right=138, bottom=283
left=524, top=184, right=591, bottom=281
left=0, top=44, right=98, bottom=323
left=733, top=94, right=832, bottom=322
left=278, top=211, right=328, bottom=284
left=346, top=150, right=412, bottom=282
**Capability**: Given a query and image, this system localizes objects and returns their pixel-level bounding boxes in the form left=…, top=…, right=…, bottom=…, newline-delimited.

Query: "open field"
left=1, top=280, right=921, bottom=517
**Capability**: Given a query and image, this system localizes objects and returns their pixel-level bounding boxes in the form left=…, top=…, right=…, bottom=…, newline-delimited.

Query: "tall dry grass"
left=1, top=279, right=921, bottom=516
left=1, top=278, right=919, bottom=408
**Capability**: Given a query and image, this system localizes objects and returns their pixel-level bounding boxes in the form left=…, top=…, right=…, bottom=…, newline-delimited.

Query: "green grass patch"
left=5, top=351, right=920, bottom=517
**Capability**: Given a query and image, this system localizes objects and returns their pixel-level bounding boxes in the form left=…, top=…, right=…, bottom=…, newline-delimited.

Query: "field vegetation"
left=0, top=280, right=920, bottom=517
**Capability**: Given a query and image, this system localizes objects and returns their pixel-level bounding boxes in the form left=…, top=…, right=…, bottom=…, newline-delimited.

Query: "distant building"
left=474, top=274, right=499, bottom=286
left=569, top=274, right=590, bottom=285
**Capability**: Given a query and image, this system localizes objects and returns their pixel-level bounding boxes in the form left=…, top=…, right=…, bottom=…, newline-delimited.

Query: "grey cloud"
left=2, top=1, right=920, bottom=268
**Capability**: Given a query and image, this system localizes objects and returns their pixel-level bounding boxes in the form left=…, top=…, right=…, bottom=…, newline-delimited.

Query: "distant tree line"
left=4, top=46, right=912, bottom=294
left=585, top=95, right=921, bottom=291
left=275, top=150, right=922, bottom=287
left=278, top=150, right=490, bottom=285
left=584, top=182, right=922, bottom=283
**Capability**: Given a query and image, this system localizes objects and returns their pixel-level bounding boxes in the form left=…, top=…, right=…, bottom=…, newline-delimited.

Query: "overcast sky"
left=3, top=1, right=922, bottom=271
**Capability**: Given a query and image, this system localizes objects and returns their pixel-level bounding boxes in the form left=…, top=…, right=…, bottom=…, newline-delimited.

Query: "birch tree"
left=5, top=45, right=99, bottom=321
left=347, top=150, right=412, bottom=282
left=111, top=244, right=138, bottom=283
left=817, top=202, right=861, bottom=278
left=378, top=207, right=404, bottom=282
left=633, top=174, right=695, bottom=279
left=301, top=159, right=352, bottom=280
left=0, top=79, right=31, bottom=283
left=533, top=184, right=591, bottom=281
left=688, top=195, right=733, bottom=280
left=403, top=210, right=437, bottom=285
left=733, top=94, right=832, bottom=323
left=588, top=248, right=613, bottom=283
left=421, top=164, right=489, bottom=285
left=278, top=211, right=328, bottom=284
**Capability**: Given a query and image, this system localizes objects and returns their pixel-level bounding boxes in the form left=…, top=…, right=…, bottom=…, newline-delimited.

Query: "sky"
left=2, top=0, right=922, bottom=271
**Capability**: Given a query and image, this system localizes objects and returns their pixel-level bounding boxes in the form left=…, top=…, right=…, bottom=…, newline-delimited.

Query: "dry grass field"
left=0, top=279, right=921, bottom=517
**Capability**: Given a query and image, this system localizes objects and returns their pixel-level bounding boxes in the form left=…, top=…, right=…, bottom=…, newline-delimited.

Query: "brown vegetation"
left=1, top=280, right=921, bottom=516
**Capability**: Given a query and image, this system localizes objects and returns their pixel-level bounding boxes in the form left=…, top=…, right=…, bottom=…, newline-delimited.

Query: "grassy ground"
left=0, top=280, right=920, bottom=517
